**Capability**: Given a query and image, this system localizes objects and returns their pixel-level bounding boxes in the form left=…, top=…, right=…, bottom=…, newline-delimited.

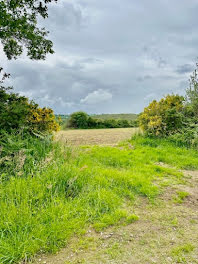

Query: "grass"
left=0, top=131, right=53, bottom=180
left=171, top=243, right=195, bottom=263
left=1, top=133, right=198, bottom=263
left=173, top=191, right=189, bottom=204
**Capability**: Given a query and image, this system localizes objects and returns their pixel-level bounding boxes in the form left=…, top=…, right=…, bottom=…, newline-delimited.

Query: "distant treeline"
left=92, top=113, right=138, bottom=121
left=63, top=112, right=138, bottom=129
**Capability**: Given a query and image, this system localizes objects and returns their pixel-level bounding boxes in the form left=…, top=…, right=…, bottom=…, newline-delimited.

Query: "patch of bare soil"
left=32, top=169, right=198, bottom=264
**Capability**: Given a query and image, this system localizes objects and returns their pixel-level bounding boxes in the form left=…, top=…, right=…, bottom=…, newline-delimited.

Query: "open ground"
left=31, top=129, right=198, bottom=264
left=55, top=128, right=139, bottom=146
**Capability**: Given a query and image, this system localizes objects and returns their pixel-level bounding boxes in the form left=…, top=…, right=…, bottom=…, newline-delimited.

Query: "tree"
left=0, top=0, right=57, bottom=60
left=186, top=62, right=198, bottom=117
left=68, top=112, right=89, bottom=129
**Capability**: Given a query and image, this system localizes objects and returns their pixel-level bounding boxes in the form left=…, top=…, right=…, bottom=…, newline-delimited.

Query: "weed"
left=171, top=243, right=195, bottom=263
left=173, top=191, right=189, bottom=204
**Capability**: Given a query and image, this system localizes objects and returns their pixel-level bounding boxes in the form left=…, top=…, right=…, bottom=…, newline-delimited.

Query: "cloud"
left=1, top=0, right=198, bottom=114
left=176, top=64, right=194, bottom=74
left=80, top=89, right=112, bottom=104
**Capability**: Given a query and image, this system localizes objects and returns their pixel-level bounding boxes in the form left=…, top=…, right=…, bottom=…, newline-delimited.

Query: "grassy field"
left=1, top=129, right=198, bottom=264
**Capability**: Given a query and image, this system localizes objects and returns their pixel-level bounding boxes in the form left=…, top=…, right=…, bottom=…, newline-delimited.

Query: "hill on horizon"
left=92, top=113, right=138, bottom=121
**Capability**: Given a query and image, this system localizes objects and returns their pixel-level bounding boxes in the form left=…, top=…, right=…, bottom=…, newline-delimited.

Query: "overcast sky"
left=1, top=0, right=198, bottom=114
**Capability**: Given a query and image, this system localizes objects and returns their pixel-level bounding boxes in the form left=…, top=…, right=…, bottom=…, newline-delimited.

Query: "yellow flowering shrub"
left=29, top=105, right=60, bottom=133
left=139, top=95, right=184, bottom=136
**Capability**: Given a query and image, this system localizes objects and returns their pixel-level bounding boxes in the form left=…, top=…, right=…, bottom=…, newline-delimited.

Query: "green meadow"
left=1, top=134, right=198, bottom=263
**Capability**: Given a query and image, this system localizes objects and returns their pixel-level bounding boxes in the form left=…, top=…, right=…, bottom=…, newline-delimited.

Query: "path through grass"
left=0, top=132, right=198, bottom=263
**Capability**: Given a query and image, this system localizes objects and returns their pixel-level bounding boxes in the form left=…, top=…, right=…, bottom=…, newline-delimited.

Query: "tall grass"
left=0, top=135, right=198, bottom=263
left=0, top=130, right=53, bottom=181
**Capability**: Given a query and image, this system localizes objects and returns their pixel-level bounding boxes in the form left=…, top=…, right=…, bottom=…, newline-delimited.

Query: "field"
left=55, top=128, right=139, bottom=146
left=1, top=129, right=198, bottom=264
left=92, top=113, right=138, bottom=121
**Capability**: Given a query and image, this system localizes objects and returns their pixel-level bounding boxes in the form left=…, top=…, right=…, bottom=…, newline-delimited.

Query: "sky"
left=1, top=0, right=198, bottom=114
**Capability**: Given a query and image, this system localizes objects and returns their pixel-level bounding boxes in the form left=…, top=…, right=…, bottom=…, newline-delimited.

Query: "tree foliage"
left=0, top=0, right=57, bottom=60
left=67, top=111, right=137, bottom=129
left=0, top=86, right=59, bottom=133
left=68, top=112, right=89, bottom=129
left=186, top=62, right=198, bottom=117
left=139, top=94, right=184, bottom=136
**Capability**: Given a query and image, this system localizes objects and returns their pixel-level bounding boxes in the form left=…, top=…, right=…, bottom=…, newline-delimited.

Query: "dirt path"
left=55, top=128, right=139, bottom=146
left=33, top=169, right=198, bottom=264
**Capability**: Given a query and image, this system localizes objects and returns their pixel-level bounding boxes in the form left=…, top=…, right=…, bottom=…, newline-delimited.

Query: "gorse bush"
left=0, top=87, right=60, bottom=133
left=29, top=104, right=60, bottom=133
left=67, top=111, right=137, bottom=129
left=139, top=62, right=198, bottom=147
left=139, top=94, right=184, bottom=136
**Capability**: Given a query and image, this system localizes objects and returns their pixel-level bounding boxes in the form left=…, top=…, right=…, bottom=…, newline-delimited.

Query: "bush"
left=0, top=87, right=30, bottom=132
left=67, top=112, right=137, bottom=129
left=117, top=119, right=130, bottom=128
left=0, top=86, right=58, bottom=179
left=139, top=94, right=184, bottom=136
left=0, top=87, right=60, bottom=134
left=29, top=105, right=60, bottom=133
left=68, top=111, right=89, bottom=129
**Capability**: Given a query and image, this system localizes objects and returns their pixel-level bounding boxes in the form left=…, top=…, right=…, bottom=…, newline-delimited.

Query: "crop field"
left=55, top=128, right=139, bottom=146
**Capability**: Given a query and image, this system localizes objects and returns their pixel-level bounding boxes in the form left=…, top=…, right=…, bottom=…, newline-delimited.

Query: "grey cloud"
left=176, top=64, right=194, bottom=74
left=137, top=75, right=152, bottom=82
left=1, top=0, right=198, bottom=114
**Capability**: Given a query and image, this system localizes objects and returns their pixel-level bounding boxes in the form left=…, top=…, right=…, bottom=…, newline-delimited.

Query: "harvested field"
left=55, top=128, right=139, bottom=146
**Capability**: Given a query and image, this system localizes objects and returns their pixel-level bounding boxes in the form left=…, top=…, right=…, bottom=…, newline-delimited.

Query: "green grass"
left=173, top=191, right=189, bottom=204
left=1, top=135, right=198, bottom=263
left=171, top=243, right=195, bottom=263
left=0, top=131, right=53, bottom=180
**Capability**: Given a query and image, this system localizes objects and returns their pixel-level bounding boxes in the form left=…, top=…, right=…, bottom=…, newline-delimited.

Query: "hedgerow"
left=67, top=111, right=137, bottom=129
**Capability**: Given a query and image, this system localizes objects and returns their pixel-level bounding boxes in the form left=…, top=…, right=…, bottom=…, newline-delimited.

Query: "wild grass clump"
left=0, top=130, right=53, bottom=181
left=1, top=135, right=198, bottom=263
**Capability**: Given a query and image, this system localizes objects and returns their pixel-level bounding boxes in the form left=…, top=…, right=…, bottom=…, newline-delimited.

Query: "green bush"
left=0, top=87, right=59, bottom=133
left=117, top=119, right=130, bottom=128
left=0, top=87, right=30, bottom=132
left=68, top=111, right=89, bottom=129
left=169, top=123, right=198, bottom=147
left=67, top=112, right=137, bottom=129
